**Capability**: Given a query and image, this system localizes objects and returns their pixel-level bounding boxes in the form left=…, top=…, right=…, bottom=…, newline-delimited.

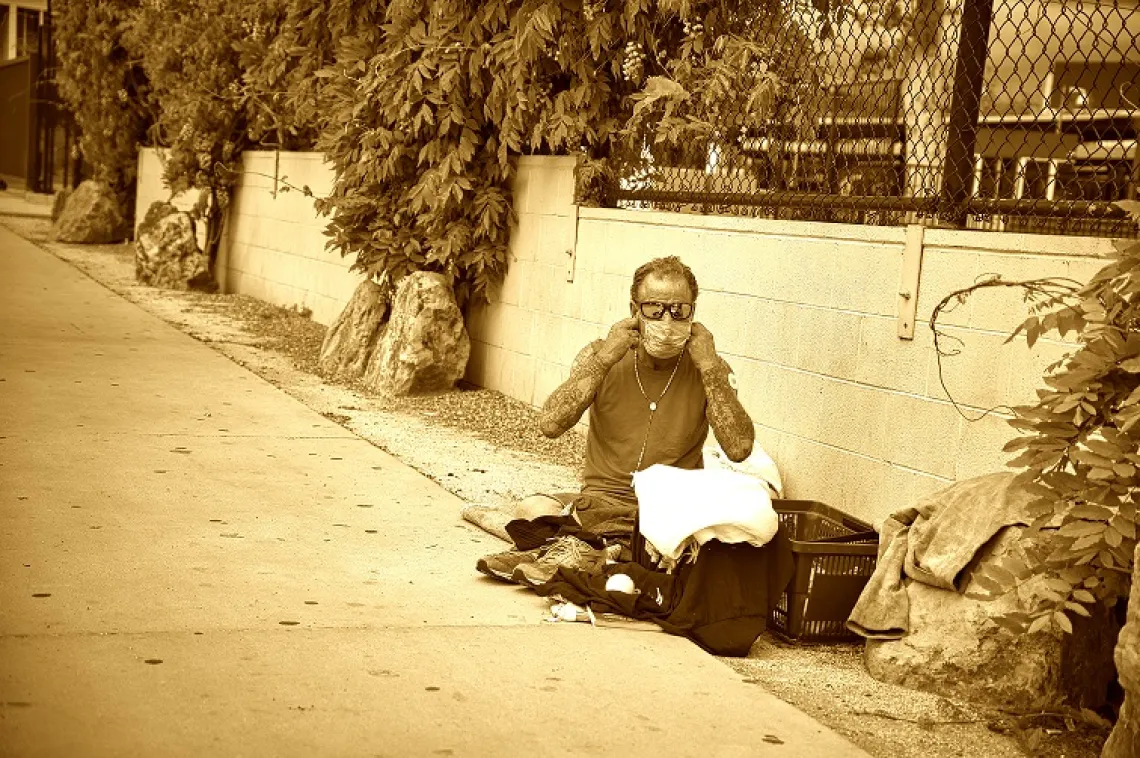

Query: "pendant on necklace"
left=649, top=401, right=657, bottom=412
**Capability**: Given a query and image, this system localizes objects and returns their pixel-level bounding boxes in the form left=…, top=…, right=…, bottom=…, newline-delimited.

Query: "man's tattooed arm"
left=539, top=341, right=609, bottom=438
left=700, top=358, right=755, bottom=462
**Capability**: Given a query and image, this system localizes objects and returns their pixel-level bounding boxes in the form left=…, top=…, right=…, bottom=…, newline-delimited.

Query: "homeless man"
left=475, top=255, right=756, bottom=585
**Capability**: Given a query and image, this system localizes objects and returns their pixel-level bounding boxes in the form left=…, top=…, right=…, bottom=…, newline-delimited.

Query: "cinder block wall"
left=136, top=148, right=352, bottom=326
left=135, top=149, right=1113, bottom=525
left=466, top=156, right=1111, bottom=525
left=216, top=152, right=352, bottom=326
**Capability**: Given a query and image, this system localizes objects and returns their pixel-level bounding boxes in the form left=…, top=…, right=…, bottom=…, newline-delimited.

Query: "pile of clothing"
left=475, top=464, right=795, bottom=657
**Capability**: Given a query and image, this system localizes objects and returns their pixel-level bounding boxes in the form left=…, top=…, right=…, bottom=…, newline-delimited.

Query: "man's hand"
left=688, top=322, right=719, bottom=373
left=597, top=317, right=640, bottom=368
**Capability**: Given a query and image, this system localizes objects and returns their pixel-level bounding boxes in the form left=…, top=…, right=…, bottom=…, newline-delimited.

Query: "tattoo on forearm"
left=702, top=360, right=755, bottom=462
left=539, top=343, right=609, bottom=438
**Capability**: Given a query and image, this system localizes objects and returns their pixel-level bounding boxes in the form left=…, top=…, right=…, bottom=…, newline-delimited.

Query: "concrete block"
left=740, top=300, right=798, bottom=365
left=957, top=412, right=1020, bottom=481
left=512, top=163, right=535, bottom=215
left=852, top=315, right=930, bottom=396
left=508, top=214, right=540, bottom=263
left=524, top=265, right=556, bottom=315
left=795, top=308, right=862, bottom=378
left=573, top=221, right=609, bottom=275
left=777, top=434, right=860, bottom=513
left=525, top=161, right=577, bottom=217
left=693, top=291, right=746, bottom=358
left=806, top=376, right=892, bottom=461
left=477, top=343, right=504, bottom=392
left=599, top=222, right=647, bottom=278
left=843, top=458, right=919, bottom=529
left=924, top=325, right=1015, bottom=412
left=829, top=242, right=900, bottom=316
left=536, top=215, right=577, bottom=268
left=776, top=238, right=841, bottom=309
left=601, top=275, right=633, bottom=323
left=881, top=394, right=963, bottom=479
left=732, top=358, right=785, bottom=431
left=498, top=258, right=527, bottom=307
left=502, top=350, right=537, bottom=406
left=696, top=231, right=768, bottom=295
left=751, top=423, right=784, bottom=470
left=913, top=249, right=980, bottom=331
left=553, top=158, right=578, bottom=212
left=533, top=313, right=564, bottom=361
left=533, top=359, right=570, bottom=409
left=964, top=252, right=1104, bottom=333
left=502, top=308, right=536, bottom=356
left=554, top=277, right=582, bottom=320
left=1005, top=337, right=1072, bottom=408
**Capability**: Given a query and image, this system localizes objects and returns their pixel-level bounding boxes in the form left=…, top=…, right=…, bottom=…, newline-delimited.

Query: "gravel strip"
left=3, top=212, right=1108, bottom=758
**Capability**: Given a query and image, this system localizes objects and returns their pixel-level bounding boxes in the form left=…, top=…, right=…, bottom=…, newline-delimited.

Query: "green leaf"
left=1065, top=601, right=1093, bottom=617
left=1071, top=589, right=1096, bottom=603
left=1053, top=611, right=1073, bottom=634
left=1027, top=614, right=1052, bottom=635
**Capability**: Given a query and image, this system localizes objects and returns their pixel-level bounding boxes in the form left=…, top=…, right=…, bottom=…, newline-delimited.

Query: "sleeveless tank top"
left=582, top=344, right=709, bottom=507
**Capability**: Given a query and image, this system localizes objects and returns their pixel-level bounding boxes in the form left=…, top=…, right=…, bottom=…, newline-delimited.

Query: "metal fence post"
left=25, top=51, right=41, bottom=192
left=939, top=0, right=995, bottom=226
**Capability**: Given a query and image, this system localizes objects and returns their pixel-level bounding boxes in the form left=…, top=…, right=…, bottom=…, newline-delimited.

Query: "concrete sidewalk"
left=0, top=224, right=870, bottom=757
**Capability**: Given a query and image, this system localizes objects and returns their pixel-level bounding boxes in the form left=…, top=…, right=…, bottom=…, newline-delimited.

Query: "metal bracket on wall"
left=566, top=205, right=580, bottom=283
left=897, top=224, right=925, bottom=340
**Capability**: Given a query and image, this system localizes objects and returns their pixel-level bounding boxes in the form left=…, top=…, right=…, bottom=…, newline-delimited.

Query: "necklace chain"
left=633, top=347, right=684, bottom=412
left=632, top=347, right=685, bottom=473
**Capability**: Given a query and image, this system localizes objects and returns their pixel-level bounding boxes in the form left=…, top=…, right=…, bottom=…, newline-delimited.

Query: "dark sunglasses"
left=637, top=301, right=694, bottom=321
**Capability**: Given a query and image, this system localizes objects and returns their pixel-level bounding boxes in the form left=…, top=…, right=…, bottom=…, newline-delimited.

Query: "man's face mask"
left=640, top=316, right=691, bottom=359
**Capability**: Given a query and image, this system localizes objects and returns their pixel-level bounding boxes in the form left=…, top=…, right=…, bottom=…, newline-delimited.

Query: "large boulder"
left=134, top=201, right=215, bottom=291
left=362, top=271, right=469, bottom=396
left=1102, top=542, right=1140, bottom=758
left=318, top=278, right=390, bottom=380
left=52, top=180, right=129, bottom=243
left=866, top=527, right=1120, bottom=710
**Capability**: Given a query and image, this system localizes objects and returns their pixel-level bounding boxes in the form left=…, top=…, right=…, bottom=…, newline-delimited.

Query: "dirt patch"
left=1, top=212, right=1109, bottom=758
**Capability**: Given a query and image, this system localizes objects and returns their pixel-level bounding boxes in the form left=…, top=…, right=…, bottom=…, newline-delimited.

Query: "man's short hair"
left=630, top=256, right=699, bottom=303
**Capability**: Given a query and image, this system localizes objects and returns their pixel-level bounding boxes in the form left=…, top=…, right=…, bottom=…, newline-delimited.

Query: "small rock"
left=363, top=272, right=470, bottom=396
left=134, top=202, right=215, bottom=291
left=52, top=180, right=130, bottom=243
left=1102, top=540, right=1140, bottom=758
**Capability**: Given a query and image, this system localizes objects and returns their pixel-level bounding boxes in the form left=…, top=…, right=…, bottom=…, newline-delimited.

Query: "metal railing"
left=606, top=0, right=1140, bottom=238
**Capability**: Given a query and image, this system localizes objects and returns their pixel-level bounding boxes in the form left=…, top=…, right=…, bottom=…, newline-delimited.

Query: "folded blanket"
left=847, top=472, right=1035, bottom=640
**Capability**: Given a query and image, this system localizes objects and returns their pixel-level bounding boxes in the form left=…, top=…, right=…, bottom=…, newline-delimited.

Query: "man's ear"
left=629, top=300, right=638, bottom=318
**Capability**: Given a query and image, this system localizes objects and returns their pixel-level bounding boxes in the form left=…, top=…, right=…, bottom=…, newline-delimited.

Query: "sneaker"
left=511, top=537, right=622, bottom=588
left=476, top=547, right=541, bottom=582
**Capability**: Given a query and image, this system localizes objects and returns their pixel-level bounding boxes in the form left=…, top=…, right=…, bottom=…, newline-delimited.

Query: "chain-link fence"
left=607, top=0, right=1140, bottom=238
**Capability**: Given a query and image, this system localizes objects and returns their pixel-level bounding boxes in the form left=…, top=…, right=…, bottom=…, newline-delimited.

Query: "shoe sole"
left=475, top=558, right=517, bottom=583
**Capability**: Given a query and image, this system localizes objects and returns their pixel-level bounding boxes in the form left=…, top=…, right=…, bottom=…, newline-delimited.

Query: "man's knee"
left=513, top=494, right=564, bottom=521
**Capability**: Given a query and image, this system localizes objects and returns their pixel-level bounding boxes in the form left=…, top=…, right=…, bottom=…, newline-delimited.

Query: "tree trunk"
left=318, top=278, right=390, bottom=381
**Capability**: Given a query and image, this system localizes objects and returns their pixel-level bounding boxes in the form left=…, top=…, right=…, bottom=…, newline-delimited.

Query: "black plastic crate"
left=769, top=499, right=879, bottom=643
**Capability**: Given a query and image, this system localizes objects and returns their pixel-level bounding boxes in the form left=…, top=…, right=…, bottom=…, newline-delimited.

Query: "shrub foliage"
left=54, top=0, right=152, bottom=202
left=53, top=0, right=805, bottom=301
left=973, top=202, right=1140, bottom=635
